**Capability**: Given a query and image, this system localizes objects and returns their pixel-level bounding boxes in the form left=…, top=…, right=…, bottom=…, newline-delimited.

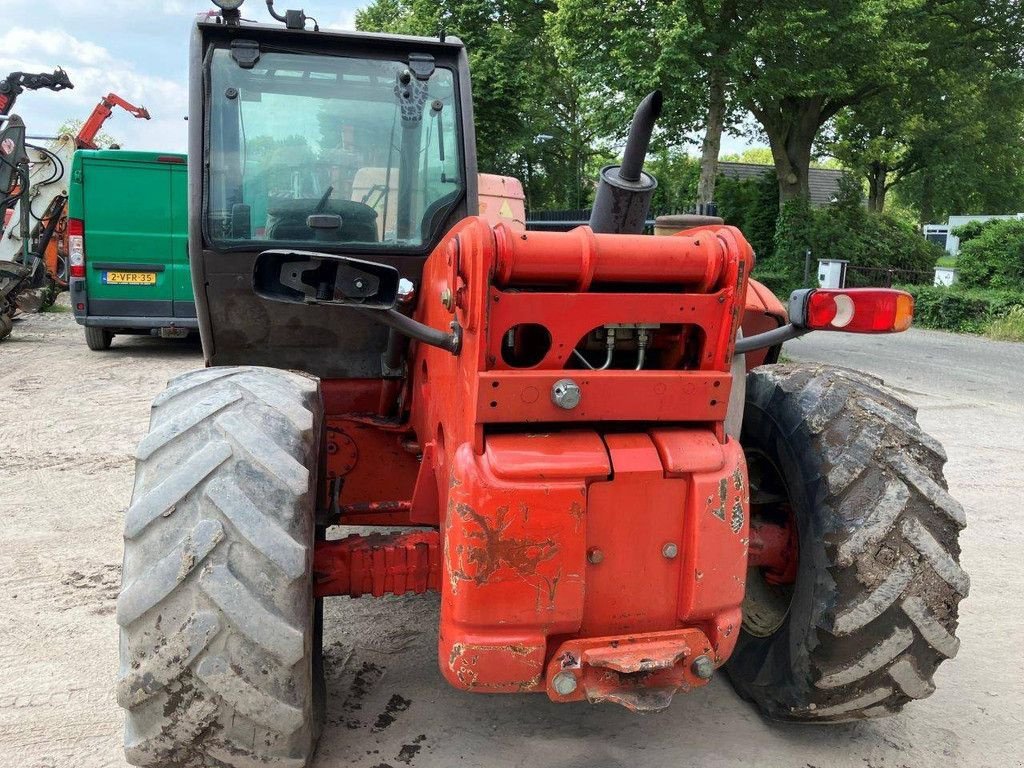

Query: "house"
left=717, top=162, right=850, bottom=207
left=925, top=213, right=1024, bottom=255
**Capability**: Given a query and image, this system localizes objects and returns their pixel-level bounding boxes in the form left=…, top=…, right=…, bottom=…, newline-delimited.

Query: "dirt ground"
left=1, top=300, right=1022, bottom=768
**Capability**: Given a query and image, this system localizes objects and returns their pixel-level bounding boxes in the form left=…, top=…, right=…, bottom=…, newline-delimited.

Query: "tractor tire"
left=728, top=363, right=968, bottom=722
left=85, top=326, right=113, bottom=351
left=0, top=312, right=11, bottom=341
left=116, top=366, right=325, bottom=767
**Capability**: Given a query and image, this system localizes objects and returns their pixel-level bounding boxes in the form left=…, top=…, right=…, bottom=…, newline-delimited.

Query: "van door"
left=168, top=157, right=194, bottom=318
left=84, top=153, right=173, bottom=318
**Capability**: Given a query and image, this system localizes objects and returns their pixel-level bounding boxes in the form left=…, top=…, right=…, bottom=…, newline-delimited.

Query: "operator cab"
left=207, top=49, right=463, bottom=248
left=190, top=7, right=477, bottom=378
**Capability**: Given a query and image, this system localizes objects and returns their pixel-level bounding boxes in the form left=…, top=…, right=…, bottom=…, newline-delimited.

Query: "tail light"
left=68, top=218, right=85, bottom=278
left=792, top=289, right=914, bottom=333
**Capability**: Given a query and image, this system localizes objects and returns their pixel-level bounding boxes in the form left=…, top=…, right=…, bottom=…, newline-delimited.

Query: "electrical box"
left=934, top=266, right=958, bottom=287
left=817, top=259, right=848, bottom=289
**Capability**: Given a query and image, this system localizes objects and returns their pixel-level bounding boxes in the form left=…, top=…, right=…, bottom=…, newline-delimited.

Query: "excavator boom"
left=75, top=93, right=151, bottom=149
left=0, top=68, right=73, bottom=115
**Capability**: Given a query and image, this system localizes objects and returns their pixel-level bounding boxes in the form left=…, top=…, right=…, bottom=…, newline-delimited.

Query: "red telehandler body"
left=115, top=4, right=967, bottom=765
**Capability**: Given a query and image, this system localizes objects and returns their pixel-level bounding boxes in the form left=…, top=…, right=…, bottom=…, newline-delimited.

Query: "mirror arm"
left=364, top=308, right=461, bottom=355
left=734, top=323, right=810, bottom=354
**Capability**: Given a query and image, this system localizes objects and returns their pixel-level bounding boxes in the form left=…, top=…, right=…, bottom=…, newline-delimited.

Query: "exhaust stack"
left=588, top=90, right=662, bottom=235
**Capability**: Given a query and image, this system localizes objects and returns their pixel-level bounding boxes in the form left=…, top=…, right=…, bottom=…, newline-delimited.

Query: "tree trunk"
left=765, top=125, right=814, bottom=206
left=866, top=161, right=887, bottom=212
left=697, top=70, right=727, bottom=205
left=770, top=132, right=815, bottom=204
left=754, top=97, right=822, bottom=208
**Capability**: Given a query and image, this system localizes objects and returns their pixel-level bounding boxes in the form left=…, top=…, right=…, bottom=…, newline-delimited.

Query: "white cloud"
left=0, top=1, right=405, bottom=152
left=1, top=27, right=187, bottom=151
left=324, top=9, right=358, bottom=31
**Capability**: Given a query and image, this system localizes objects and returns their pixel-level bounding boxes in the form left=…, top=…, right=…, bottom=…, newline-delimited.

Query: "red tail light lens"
left=68, top=218, right=85, bottom=278
left=803, top=289, right=914, bottom=333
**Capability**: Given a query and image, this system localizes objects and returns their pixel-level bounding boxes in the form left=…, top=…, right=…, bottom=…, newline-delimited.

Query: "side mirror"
left=253, top=250, right=400, bottom=309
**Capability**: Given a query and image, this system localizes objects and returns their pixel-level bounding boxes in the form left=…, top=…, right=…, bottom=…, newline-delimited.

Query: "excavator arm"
left=75, top=93, right=150, bottom=149
left=0, top=69, right=74, bottom=115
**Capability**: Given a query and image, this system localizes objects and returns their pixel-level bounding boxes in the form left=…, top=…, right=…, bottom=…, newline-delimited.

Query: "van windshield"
left=206, top=49, right=463, bottom=249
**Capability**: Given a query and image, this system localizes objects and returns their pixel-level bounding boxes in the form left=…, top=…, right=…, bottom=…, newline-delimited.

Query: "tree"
left=56, top=118, right=118, bottom=148
left=893, top=71, right=1024, bottom=222
left=825, top=1, right=1024, bottom=214
left=732, top=0, right=931, bottom=205
left=356, top=0, right=596, bottom=210
left=551, top=0, right=759, bottom=205
left=558, top=0, right=1023, bottom=210
left=552, top=0, right=936, bottom=207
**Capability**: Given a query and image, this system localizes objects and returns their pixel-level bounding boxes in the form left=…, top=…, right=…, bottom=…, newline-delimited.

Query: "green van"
left=68, top=150, right=195, bottom=350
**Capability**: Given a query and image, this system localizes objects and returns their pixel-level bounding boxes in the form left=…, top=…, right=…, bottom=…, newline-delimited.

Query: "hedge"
left=897, top=285, right=1024, bottom=333
left=754, top=189, right=944, bottom=298
left=955, top=218, right=1024, bottom=290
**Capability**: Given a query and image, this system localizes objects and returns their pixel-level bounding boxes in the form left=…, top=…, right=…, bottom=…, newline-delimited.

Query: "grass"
left=41, top=301, right=70, bottom=313
left=936, top=254, right=957, bottom=267
left=984, top=305, right=1024, bottom=342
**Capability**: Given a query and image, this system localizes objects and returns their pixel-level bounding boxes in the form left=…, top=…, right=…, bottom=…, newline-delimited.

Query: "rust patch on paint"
left=730, top=499, right=744, bottom=534
left=709, top=478, right=728, bottom=521
left=449, top=503, right=558, bottom=585
left=448, top=642, right=542, bottom=691
left=569, top=500, right=584, bottom=532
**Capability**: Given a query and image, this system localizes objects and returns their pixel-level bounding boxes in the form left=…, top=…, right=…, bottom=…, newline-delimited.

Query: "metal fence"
left=844, top=264, right=935, bottom=287
left=526, top=208, right=678, bottom=233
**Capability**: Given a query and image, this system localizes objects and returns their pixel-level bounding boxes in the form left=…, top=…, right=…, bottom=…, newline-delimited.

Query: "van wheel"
left=117, top=366, right=325, bottom=767
left=85, top=326, right=113, bottom=350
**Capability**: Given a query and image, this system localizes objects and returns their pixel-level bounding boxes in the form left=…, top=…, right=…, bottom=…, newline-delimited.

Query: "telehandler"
left=116, top=3, right=967, bottom=765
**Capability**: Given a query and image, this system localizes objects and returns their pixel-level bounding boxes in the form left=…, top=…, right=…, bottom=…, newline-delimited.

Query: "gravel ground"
left=1, top=301, right=1021, bottom=768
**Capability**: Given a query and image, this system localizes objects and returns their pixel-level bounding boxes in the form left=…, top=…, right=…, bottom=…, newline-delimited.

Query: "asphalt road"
left=785, top=326, right=1024, bottom=406
left=1, top=309, right=1021, bottom=768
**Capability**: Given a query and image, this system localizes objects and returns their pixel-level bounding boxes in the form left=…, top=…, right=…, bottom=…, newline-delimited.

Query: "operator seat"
left=264, top=198, right=379, bottom=243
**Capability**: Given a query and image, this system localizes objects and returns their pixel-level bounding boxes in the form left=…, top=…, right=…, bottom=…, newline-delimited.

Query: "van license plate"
left=104, top=271, right=156, bottom=285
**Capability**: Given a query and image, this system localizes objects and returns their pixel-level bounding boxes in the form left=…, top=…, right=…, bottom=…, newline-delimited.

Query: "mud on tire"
left=727, top=364, right=968, bottom=721
left=117, top=366, right=324, bottom=766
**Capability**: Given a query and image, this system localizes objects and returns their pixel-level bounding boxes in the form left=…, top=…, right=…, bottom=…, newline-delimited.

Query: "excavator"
left=0, top=70, right=150, bottom=340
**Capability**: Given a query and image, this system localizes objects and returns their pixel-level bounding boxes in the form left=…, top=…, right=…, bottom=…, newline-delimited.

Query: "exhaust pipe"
left=588, top=90, right=662, bottom=235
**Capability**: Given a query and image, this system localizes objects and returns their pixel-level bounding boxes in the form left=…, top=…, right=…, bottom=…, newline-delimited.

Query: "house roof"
left=718, top=162, right=849, bottom=207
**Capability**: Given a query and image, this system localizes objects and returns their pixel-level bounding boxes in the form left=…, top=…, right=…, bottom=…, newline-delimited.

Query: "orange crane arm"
left=74, top=93, right=151, bottom=149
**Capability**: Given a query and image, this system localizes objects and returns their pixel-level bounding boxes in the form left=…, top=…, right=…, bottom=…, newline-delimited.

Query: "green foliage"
left=950, top=218, right=998, bottom=245
left=355, top=0, right=590, bottom=210
left=57, top=118, right=118, bottom=148
left=761, top=194, right=943, bottom=294
left=720, top=148, right=775, bottom=165
left=985, top=304, right=1024, bottom=341
left=716, top=168, right=778, bottom=262
left=647, top=150, right=700, bottom=212
left=885, top=68, right=1024, bottom=222
left=354, top=0, right=1024, bottom=220
left=955, top=219, right=1024, bottom=290
left=899, top=284, right=1024, bottom=334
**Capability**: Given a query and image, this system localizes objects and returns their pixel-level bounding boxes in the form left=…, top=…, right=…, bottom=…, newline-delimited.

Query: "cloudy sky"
left=1, top=0, right=362, bottom=152
left=3, top=0, right=752, bottom=156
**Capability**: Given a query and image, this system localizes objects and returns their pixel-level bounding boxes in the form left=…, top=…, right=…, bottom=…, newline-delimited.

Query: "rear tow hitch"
left=545, top=629, right=717, bottom=712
